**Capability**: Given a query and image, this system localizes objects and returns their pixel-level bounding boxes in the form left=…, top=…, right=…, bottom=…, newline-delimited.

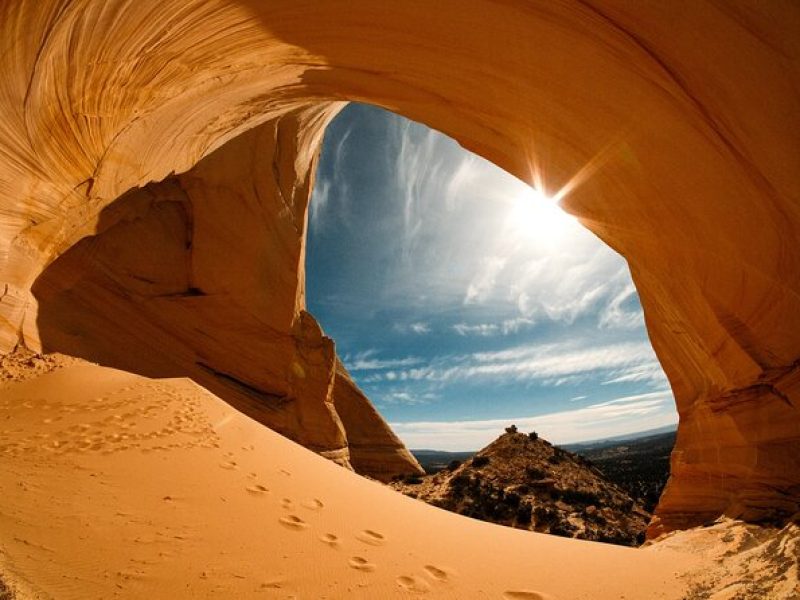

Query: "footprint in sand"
left=423, top=565, right=449, bottom=582
left=319, top=533, right=339, bottom=547
left=396, top=575, right=431, bottom=594
left=260, top=579, right=284, bottom=590
left=278, top=515, right=308, bottom=530
left=246, top=484, right=269, bottom=495
left=356, top=529, right=386, bottom=546
left=301, top=498, right=324, bottom=511
left=219, top=460, right=238, bottom=470
left=348, top=557, right=376, bottom=572
left=281, top=498, right=294, bottom=509
left=503, top=591, right=556, bottom=600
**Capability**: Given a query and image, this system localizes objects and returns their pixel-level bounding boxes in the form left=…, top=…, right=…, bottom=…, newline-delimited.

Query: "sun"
left=505, top=185, right=578, bottom=247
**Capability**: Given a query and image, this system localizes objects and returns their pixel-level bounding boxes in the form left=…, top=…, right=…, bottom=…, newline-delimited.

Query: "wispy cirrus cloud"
left=601, top=362, right=667, bottom=385
left=391, top=390, right=677, bottom=450
left=344, top=349, right=424, bottom=372
left=394, top=122, right=446, bottom=261
left=392, top=321, right=431, bottom=335
left=380, top=390, right=439, bottom=406
left=453, top=322, right=499, bottom=336
left=309, top=126, right=352, bottom=231
left=363, top=340, right=666, bottom=388
left=464, top=256, right=508, bottom=305
left=598, top=284, right=645, bottom=330
left=453, top=317, right=536, bottom=337
left=444, top=155, right=478, bottom=211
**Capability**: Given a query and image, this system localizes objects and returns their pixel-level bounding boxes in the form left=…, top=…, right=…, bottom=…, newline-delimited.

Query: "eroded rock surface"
left=29, top=120, right=422, bottom=479
left=0, top=1, right=798, bottom=528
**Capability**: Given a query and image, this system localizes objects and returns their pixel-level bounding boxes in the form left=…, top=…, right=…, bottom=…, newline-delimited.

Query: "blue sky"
left=306, top=104, right=677, bottom=451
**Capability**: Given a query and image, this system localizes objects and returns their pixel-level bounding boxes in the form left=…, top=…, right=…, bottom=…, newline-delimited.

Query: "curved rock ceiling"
left=0, top=1, right=798, bottom=533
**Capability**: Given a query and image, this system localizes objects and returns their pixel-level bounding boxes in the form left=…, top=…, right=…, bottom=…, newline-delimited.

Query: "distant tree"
left=505, top=424, right=518, bottom=434
left=559, top=488, right=601, bottom=506
left=516, top=502, right=532, bottom=525
left=447, top=460, right=462, bottom=471
left=528, top=431, right=538, bottom=441
left=450, top=473, right=471, bottom=489
left=525, top=466, right=547, bottom=480
left=471, top=455, right=490, bottom=468
left=533, top=505, right=556, bottom=524
left=549, top=521, right=577, bottom=538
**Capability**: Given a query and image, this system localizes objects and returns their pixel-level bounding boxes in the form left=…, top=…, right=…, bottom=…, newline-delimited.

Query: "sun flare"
left=506, top=186, right=578, bottom=247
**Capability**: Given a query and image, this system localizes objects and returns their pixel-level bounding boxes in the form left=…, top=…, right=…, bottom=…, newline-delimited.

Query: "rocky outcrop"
left=333, top=360, right=423, bottom=482
left=0, top=1, right=797, bottom=530
left=392, top=431, right=651, bottom=546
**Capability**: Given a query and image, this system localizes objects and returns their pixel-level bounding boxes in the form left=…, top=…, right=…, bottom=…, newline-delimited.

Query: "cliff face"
left=0, top=1, right=798, bottom=530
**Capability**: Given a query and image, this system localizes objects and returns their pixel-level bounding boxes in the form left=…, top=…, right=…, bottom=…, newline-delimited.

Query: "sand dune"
left=0, top=362, right=710, bottom=599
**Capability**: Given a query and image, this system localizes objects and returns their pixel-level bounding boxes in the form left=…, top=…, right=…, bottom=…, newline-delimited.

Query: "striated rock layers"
left=29, top=119, right=422, bottom=480
left=0, top=1, right=798, bottom=529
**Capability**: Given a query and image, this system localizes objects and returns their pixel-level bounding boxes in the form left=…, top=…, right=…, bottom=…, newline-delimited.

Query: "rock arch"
left=0, top=0, right=798, bottom=534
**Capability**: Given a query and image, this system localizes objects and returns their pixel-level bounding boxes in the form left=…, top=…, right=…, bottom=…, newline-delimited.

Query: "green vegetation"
left=565, top=431, right=675, bottom=513
left=557, top=488, right=601, bottom=506
left=471, top=455, right=490, bottom=468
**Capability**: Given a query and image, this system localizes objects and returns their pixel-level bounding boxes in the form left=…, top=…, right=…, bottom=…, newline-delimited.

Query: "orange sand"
left=0, top=363, right=718, bottom=599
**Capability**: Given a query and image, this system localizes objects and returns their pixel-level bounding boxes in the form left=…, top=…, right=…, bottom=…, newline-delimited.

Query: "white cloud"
left=601, top=362, right=668, bottom=386
left=452, top=317, right=535, bottom=337
left=464, top=256, right=507, bottom=305
left=348, top=357, right=424, bottom=371
left=309, top=127, right=352, bottom=231
left=393, top=322, right=432, bottom=335
left=380, top=390, right=437, bottom=406
left=394, top=121, right=447, bottom=261
left=366, top=340, right=665, bottom=387
left=390, top=390, right=677, bottom=450
left=443, top=155, right=477, bottom=211
left=453, top=322, right=499, bottom=336
left=309, top=177, right=330, bottom=231
left=598, top=284, right=645, bottom=330
left=410, top=322, right=431, bottom=334
left=345, top=349, right=424, bottom=372
left=501, top=317, right=536, bottom=335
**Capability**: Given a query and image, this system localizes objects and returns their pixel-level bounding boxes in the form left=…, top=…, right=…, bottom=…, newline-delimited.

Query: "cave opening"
left=305, top=102, right=678, bottom=542
left=1, top=2, right=797, bottom=595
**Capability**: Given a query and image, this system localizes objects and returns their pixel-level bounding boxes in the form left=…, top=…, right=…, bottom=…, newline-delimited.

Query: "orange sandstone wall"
left=0, top=0, right=798, bottom=529
left=30, top=112, right=424, bottom=479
